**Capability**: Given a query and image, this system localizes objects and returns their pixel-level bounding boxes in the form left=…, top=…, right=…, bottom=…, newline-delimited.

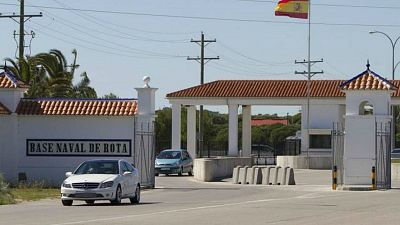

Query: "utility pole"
left=187, top=32, right=219, bottom=157
left=295, top=59, right=323, bottom=168
left=0, top=0, right=42, bottom=60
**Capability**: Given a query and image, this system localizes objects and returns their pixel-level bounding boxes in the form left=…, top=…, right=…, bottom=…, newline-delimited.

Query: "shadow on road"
left=74, top=202, right=162, bottom=207
left=154, top=187, right=240, bottom=191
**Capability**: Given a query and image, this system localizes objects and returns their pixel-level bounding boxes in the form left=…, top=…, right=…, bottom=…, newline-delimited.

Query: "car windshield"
left=157, top=151, right=181, bottom=159
left=74, top=161, right=119, bottom=174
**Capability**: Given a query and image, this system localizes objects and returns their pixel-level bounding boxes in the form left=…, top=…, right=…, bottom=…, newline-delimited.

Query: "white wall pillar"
left=187, top=105, right=197, bottom=159
left=242, top=105, right=251, bottom=157
left=228, top=104, right=238, bottom=156
left=171, top=103, right=181, bottom=149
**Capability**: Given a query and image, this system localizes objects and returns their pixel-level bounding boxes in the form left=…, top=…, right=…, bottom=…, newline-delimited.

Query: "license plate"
left=161, top=168, right=170, bottom=171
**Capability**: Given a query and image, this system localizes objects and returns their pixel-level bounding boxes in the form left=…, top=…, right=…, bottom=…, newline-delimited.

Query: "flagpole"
left=306, top=0, right=311, bottom=169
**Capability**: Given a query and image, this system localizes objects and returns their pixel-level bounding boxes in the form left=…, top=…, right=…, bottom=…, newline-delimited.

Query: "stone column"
left=187, top=105, right=197, bottom=159
left=228, top=104, right=238, bottom=156
left=242, top=105, right=252, bottom=157
left=171, top=103, right=181, bottom=149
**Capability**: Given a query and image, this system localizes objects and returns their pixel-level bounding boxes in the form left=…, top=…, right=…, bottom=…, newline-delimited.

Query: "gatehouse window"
left=309, top=134, right=331, bottom=149
left=359, top=101, right=374, bottom=115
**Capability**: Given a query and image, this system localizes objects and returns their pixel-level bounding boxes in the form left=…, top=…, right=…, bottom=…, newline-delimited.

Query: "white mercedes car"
left=61, top=159, right=140, bottom=206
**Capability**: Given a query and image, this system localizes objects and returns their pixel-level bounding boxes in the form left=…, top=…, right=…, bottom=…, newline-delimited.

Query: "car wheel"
left=188, top=166, right=193, bottom=176
left=62, top=200, right=73, bottom=206
left=130, top=184, right=141, bottom=204
left=111, top=185, right=122, bottom=205
left=178, top=167, right=183, bottom=176
left=85, top=200, right=95, bottom=205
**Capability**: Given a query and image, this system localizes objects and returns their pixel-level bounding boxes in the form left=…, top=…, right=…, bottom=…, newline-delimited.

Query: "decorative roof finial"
left=143, top=76, right=151, bottom=88
left=366, top=60, right=370, bottom=70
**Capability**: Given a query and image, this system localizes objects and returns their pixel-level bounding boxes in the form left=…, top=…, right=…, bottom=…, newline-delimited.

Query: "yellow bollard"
left=371, top=166, right=376, bottom=190
left=332, top=166, right=337, bottom=190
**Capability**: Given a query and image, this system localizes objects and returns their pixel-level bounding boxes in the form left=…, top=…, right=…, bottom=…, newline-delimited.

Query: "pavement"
left=1, top=170, right=400, bottom=225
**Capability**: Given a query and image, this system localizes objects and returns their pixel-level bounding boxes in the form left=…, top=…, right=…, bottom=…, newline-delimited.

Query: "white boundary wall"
left=0, top=84, right=157, bottom=186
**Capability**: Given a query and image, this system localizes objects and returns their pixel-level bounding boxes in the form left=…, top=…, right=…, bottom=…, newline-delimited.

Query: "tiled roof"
left=166, top=80, right=346, bottom=98
left=0, top=102, right=11, bottom=115
left=251, top=119, right=288, bottom=126
left=16, top=99, right=137, bottom=116
left=340, top=69, right=397, bottom=91
left=0, top=71, right=29, bottom=89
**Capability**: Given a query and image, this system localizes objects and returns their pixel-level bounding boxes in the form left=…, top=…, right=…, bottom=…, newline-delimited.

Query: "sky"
left=1, top=0, right=400, bottom=116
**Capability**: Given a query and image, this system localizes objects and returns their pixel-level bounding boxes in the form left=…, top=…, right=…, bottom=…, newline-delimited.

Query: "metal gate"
left=134, top=120, right=155, bottom=188
left=332, top=122, right=345, bottom=187
left=375, top=121, right=392, bottom=189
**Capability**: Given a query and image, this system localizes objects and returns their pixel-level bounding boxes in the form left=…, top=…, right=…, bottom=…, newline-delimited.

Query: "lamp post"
left=369, top=30, right=400, bottom=80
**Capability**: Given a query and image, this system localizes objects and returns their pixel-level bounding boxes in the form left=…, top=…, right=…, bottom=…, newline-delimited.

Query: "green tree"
left=2, top=49, right=97, bottom=98
left=102, top=92, right=119, bottom=99
left=269, top=124, right=300, bottom=145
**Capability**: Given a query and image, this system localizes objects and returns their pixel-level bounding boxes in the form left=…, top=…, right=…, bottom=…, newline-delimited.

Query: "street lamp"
left=369, top=30, right=400, bottom=80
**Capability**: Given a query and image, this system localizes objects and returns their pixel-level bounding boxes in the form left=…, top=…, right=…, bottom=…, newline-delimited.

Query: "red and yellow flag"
left=275, top=0, right=309, bottom=19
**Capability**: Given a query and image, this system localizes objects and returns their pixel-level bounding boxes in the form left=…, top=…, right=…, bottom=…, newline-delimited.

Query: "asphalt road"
left=1, top=170, right=400, bottom=225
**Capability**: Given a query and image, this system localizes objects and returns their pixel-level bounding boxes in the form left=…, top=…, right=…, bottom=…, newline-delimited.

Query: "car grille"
left=68, top=193, right=103, bottom=198
left=72, top=182, right=99, bottom=189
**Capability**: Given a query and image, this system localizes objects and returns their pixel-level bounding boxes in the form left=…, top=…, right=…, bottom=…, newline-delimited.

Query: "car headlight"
left=100, top=181, right=114, bottom=188
left=173, top=161, right=180, bottom=166
left=62, top=181, right=72, bottom=188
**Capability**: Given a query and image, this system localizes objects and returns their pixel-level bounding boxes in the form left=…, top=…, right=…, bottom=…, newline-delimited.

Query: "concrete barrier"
left=246, top=167, right=256, bottom=184
left=261, top=166, right=274, bottom=185
left=271, top=166, right=282, bottom=185
left=239, top=166, right=249, bottom=184
left=232, top=166, right=242, bottom=184
left=231, top=165, right=296, bottom=186
left=279, top=166, right=289, bottom=185
left=277, top=155, right=331, bottom=169
left=253, top=166, right=265, bottom=184
left=194, top=157, right=252, bottom=182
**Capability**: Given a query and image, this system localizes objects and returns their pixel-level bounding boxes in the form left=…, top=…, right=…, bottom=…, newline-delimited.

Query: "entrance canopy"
left=166, top=79, right=400, bottom=158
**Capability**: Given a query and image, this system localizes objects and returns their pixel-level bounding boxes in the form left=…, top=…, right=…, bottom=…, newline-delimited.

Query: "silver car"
left=155, top=149, right=193, bottom=176
left=61, top=159, right=140, bottom=206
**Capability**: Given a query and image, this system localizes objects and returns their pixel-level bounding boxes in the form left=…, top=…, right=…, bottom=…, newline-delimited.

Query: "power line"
left=28, top=21, right=184, bottom=59
left=1, top=2, right=400, bottom=27
left=49, top=0, right=198, bottom=36
left=28, top=17, right=186, bottom=58
left=26, top=23, right=183, bottom=60
left=47, top=0, right=189, bottom=43
left=236, top=0, right=400, bottom=10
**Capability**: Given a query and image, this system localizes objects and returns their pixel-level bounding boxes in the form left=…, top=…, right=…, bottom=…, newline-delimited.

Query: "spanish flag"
left=275, top=0, right=309, bottom=19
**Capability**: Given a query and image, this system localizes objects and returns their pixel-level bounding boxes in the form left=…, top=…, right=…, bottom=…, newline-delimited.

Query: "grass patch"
left=10, top=188, right=60, bottom=202
left=0, top=173, right=15, bottom=205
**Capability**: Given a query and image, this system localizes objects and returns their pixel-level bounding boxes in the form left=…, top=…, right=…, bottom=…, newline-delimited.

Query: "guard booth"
left=333, top=64, right=394, bottom=190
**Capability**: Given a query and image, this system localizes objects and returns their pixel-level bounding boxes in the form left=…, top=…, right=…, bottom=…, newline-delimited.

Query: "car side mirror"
left=123, top=171, right=132, bottom=176
left=65, top=172, right=72, bottom=177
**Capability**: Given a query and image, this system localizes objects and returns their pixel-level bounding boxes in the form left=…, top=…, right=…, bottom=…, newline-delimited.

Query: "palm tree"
left=73, top=72, right=97, bottom=98
left=1, top=49, right=97, bottom=98
left=1, top=57, right=49, bottom=97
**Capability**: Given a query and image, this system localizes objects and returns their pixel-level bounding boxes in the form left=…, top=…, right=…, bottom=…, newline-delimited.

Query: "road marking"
left=49, top=193, right=317, bottom=225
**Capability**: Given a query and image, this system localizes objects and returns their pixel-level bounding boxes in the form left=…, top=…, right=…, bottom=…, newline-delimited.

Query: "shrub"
left=0, top=173, right=15, bottom=205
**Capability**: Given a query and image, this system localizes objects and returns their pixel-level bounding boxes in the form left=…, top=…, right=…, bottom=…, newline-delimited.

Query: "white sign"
left=26, top=139, right=132, bottom=157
